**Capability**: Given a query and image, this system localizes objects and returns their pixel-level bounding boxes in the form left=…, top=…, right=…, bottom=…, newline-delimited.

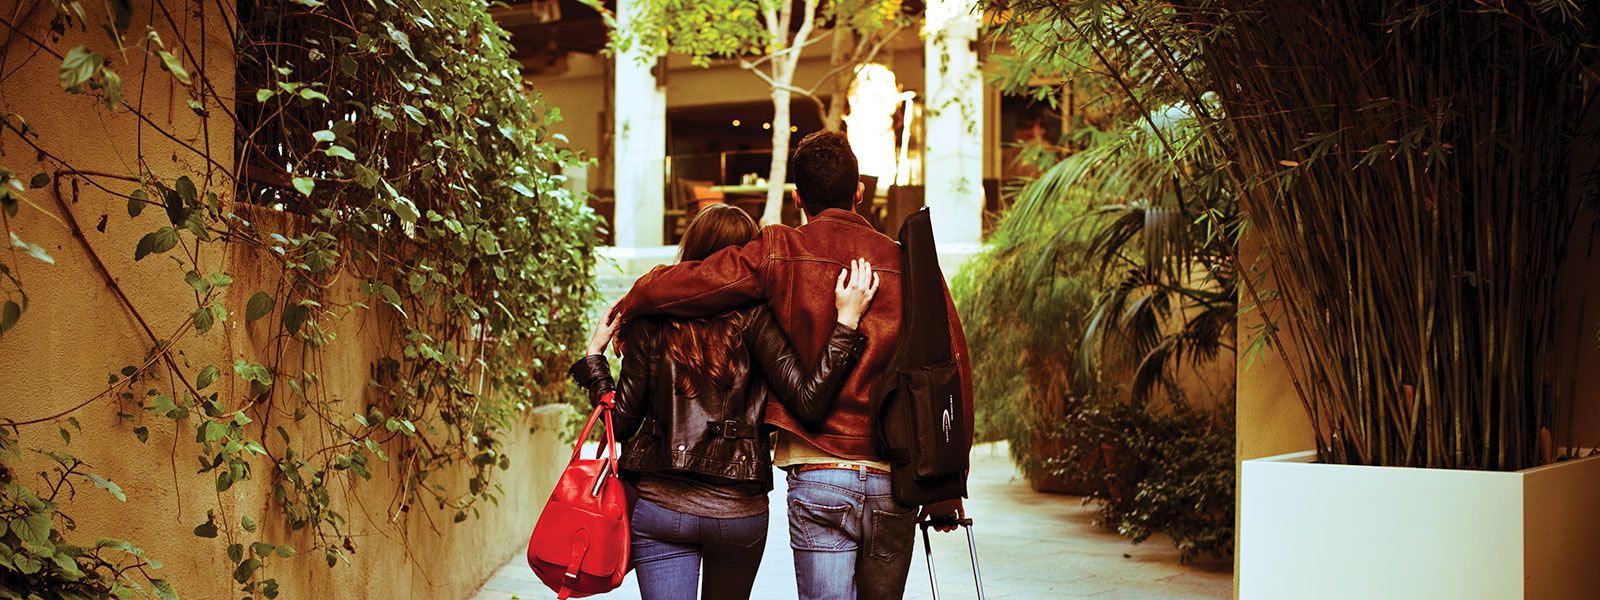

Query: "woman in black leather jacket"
left=568, top=203, right=878, bottom=600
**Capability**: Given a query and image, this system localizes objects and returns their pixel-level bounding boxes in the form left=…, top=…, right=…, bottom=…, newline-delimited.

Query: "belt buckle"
left=720, top=419, right=740, bottom=438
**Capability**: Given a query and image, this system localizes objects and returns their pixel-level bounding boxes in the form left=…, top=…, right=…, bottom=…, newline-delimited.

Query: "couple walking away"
left=566, top=131, right=974, bottom=600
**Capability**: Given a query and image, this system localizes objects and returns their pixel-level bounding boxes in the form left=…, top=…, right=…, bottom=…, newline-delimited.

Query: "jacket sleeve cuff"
left=827, top=323, right=868, bottom=355
left=568, top=354, right=615, bottom=395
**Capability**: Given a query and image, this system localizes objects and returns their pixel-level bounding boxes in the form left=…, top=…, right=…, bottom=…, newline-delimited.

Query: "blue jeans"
left=786, top=467, right=919, bottom=600
left=629, top=498, right=768, bottom=600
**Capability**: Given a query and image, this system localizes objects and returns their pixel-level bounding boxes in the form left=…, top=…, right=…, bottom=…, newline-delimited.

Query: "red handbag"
left=527, top=393, right=630, bottom=598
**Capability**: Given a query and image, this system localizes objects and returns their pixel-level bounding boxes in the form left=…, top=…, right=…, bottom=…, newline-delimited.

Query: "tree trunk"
left=759, top=0, right=818, bottom=227
left=822, top=28, right=852, bottom=131
left=763, top=87, right=792, bottom=226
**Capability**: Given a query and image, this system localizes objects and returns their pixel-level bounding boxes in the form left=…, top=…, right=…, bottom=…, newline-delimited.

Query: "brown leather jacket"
left=568, top=305, right=867, bottom=489
left=616, top=209, right=974, bottom=461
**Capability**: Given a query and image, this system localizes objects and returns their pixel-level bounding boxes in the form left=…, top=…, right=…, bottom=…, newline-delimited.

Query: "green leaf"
left=378, top=284, right=400, bottom=306
left=127, top=189, right=147, bottom=217
left=250, top=542, right=274, bottom=557
left=175, top=176, right=197, bottom=204
left=28, top=172, right=49, bottom=188
left=392, top=197, right=420, bottom=224
left=152, top=579, right=178, bottom=600
left=192, top=305, right=214, bottom=333
left=312, top=130, right=336, bottom=143
left=60, top=46, right=104, bottom=90
left=232, top=558, right=260, bottom=583
left=134, top=227, right=179, bottom=260
left=52, top=553, right=83, bottom=577
left=299, top=88, right=330, bottom=103
left=325, top=145, right=356, bottom=160
left=163, top=187, right=186, bottom=225
left=150, top=395, right=185, bottom=420
left=241, top=515, right=257, bottom=533
left=196, top=365, right=220, bottom=389
left=245, top=292, right=274, bottom=322
left=202, top=421, right=224, bottom=443
left=256, top=88, right=272, bottom=102
left=156, top=50, right=191, bottom=84
left=9, top=232, right=54, bottom=264
left=14, top=555, right=41, bottom=575
left=133, top=426, right=149, bottom=443
left=101, top=66, right=123, bottom=107
left=185, top=271, right=209, bottom=293
left=291, top=177, right=315, bottom=196
left=88, top=473, right=126, bottom=501
left=282, top=302, right=309, bottom=336
left=14, top=512, right=52, bottom=549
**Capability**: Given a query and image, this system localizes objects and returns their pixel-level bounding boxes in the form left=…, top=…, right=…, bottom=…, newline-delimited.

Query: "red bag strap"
left=569, top=392, right=622, bottom=470
left=601, top=402, right=618, bottom=474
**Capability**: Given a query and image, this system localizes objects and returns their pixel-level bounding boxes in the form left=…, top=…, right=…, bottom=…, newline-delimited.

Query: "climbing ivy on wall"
left=0, top=0, right=598, bottom=597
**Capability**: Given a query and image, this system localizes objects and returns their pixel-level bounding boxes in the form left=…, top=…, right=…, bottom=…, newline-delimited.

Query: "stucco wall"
left=0, top=3, right=566, bottom=598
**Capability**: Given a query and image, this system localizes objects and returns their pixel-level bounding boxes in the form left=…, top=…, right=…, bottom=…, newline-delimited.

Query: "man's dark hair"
left=791, top=130, right=860, bottom=216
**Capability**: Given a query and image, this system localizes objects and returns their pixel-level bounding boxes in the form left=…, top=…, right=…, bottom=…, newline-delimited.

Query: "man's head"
left=791, top=130, right=861, bottom=217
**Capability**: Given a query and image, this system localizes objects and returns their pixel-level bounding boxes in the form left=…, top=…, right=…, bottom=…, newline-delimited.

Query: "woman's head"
left=678, top=203, right=757, bottom=263
left=652, top=203, right=758, bottom=397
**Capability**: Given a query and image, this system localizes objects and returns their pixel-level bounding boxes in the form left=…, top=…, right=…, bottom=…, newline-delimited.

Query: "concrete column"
left=923, top=0, right=984, bottom=251
left=611, top=0, right=666, bottom=249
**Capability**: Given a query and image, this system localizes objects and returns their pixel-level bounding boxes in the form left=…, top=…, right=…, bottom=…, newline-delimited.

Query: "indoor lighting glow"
left=762, top=122, right=771, bottom=130
left=789, top=125, right=798, bottom=132
left=732, top=119, right=742, bottom=127
left=844, top=63, right=901, bottom=188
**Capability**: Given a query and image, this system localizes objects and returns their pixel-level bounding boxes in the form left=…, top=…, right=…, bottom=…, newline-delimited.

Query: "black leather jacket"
left=568, top=305, right=866, bottom=490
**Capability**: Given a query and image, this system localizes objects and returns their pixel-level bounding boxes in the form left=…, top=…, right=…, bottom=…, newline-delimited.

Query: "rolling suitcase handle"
left=919, top=516, right=985, bottom=600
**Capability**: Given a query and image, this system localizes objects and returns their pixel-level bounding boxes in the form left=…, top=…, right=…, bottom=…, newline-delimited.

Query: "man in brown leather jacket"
left=614, top=131, right=974, bottom=600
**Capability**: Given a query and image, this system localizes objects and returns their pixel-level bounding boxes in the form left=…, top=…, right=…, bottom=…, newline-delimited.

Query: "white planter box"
left=1240, top=450, right=1600, bottom=600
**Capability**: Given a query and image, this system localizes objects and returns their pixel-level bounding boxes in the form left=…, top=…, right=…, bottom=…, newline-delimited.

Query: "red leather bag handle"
left=569, top=390, right=617, bottom=460
left=568, top=392, right=621, bottom=475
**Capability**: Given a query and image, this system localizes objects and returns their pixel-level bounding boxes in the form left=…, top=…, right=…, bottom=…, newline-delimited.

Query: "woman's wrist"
left=836, top=312, right=861, bottom=330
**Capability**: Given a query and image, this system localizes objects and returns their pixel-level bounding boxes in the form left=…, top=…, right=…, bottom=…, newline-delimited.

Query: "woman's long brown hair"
left=663, top=203, right=758, bottom=397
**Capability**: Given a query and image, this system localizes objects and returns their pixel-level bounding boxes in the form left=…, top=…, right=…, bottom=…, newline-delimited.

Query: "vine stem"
left=46, top=169, right=206, bottom=402
left=2, top=333, right=173, bottom=426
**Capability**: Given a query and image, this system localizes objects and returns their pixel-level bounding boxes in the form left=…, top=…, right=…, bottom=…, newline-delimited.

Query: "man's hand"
left=586, top=299, right=621, bottom=356
left=919, top=498, right=965, bottom=532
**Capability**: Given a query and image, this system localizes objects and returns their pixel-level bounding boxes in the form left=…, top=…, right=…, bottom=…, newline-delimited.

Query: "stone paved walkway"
left=471, top=442, right=1233, bottom=600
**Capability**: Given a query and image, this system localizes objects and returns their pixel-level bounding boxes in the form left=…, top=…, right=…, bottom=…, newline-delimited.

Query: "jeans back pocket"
left=867, top=506, right=918, bottom=563
left=788, top=498, right=854, bottom=551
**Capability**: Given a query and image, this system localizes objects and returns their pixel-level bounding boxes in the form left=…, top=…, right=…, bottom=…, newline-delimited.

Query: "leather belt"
left=793, top=462, right=890, bottom=476
left=706, top=420, right=759, bottom=439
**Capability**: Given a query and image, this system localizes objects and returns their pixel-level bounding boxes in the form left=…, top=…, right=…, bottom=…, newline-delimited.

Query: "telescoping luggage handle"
left=919, top=516, right=985, bottom=600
